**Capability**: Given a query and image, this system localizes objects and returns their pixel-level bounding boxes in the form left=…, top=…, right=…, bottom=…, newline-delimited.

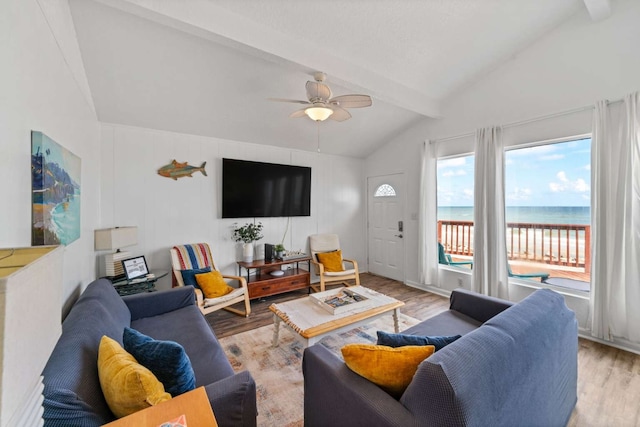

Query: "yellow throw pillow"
left=341, top=344, right=435, bottom=398
left=97, top=336, right=171, bottom=418
left=195, top=271, right=234, bottom=298
left=316, top=250, right=345, bottom=272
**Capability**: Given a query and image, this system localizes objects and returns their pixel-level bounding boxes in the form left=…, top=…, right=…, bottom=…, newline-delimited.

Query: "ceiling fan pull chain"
left=317, top=121, right=321, bottom=153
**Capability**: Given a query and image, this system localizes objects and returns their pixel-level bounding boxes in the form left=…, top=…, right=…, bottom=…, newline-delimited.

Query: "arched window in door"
left=374, top=184, right=396, bottom=197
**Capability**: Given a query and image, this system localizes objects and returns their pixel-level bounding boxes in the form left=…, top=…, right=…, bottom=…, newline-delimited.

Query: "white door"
left=367, top=174, right=405, bottom=281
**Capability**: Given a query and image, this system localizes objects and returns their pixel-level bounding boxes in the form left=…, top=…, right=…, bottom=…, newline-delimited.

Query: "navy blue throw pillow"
left=180, top=267, right=211, bottom=287
left=376, top=331, right=462, bottom=351
left=123, top=327, right=196, bottom=396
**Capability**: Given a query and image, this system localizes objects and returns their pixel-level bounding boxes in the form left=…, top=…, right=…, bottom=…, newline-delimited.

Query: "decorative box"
left=310, top=287, right=372, bottom=315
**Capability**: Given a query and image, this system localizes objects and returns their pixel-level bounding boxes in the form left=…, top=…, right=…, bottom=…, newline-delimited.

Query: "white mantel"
left=0, top=246, right=63, bottom=427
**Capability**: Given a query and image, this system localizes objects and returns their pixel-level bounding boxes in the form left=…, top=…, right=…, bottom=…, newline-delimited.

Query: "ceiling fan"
left=269, top=72, right=372, bottom=122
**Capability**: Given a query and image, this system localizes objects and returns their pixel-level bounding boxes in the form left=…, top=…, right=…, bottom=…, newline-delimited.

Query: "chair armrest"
left=204, top=371, right=257, bottom=427
left=222, top=274, right=248, bottom=289
left=193, top=287, right=205, bottom=308
left=449, top=288, right=513, bottom=323
left=303, top=345, right=416, bottom=427
left=342, top=258, right=359, bottom=272
left=310, top=259, right=325, bottom=275
left=123, top=286, right=195, bottom=321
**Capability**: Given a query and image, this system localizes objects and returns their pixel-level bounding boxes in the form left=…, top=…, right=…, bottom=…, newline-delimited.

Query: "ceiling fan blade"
left=329, top=94, right=372, bottom=108
left=289, top=109, right=308, bottom=118
left=306, top=81, right=332, bottom=102
left=328, top=106, right=352, bottom=122
left=268, top=98, right=310, bottom=105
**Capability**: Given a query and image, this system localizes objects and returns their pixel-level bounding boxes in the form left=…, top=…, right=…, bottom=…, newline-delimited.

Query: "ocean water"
left=438, top=206, right=590, bottom=225
left=51, top=192, right=81, bottom=245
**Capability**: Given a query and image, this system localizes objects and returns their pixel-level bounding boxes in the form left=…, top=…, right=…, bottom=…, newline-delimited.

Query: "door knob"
left=395, top=234, right=403, bottom=238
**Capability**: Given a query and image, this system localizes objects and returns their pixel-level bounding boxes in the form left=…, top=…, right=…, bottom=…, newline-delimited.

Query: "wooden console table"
left=237, top=257, right=311, bottom=299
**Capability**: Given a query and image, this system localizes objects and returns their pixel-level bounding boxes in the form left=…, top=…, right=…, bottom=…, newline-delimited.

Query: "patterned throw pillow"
left=123, top=327, right=196, bottom=397
left=376, top=331, right=462, bottom=351
left=341, top=344, right=435, bottom=398
left=97, top=336, right=171, bottom=418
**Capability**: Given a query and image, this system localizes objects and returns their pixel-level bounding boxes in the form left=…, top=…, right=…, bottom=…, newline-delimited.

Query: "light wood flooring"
left=206, top=273, right=640, bottom=427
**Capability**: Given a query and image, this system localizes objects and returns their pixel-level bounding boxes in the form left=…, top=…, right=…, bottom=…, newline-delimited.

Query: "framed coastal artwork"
left=31, top=131, right=81, bottom=246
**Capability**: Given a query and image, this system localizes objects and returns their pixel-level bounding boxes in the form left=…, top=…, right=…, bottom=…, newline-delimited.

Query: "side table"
left=110, top=270, right=169, bottom=296
left=103, top=386, right=218, bottom=427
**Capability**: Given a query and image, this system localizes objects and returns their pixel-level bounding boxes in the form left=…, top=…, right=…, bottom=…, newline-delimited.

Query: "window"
left=437, top=155, right=474, bottom=269
left=374, top=184, right=396, bottom=197
left=504, top=137, right=591, bottom=290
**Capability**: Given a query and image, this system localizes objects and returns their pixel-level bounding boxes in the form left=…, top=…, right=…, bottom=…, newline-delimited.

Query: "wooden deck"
left=450, top=256, right=590, bottom=284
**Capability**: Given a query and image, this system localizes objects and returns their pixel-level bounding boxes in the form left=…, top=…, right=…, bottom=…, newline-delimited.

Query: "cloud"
left=442, top=169, right=467, bottom=177
left=438, top=157, right=467, bottom=168
left=549, top=171, right=589, bottom=193
left=463, top=189, right=473, bottom=199
left=583, top=164, right=591, bottom=171
left=507, top=187, right=532, bottom=201
left=540, top=154, right=565, bottom=161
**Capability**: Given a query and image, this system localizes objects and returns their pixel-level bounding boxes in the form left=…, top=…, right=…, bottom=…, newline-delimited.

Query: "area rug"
left=218, top=313, right=420, bottom=427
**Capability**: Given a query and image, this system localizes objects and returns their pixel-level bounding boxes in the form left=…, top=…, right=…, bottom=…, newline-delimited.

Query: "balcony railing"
left=437, top=220, right=591, bottom=273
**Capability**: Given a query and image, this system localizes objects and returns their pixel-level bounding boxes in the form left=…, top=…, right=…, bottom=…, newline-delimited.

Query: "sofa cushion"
left=341, top=344, right=435, bottom=398
left=180, top=267, right=212, bottom=287
left=195, top=271, right=234, bottom=298
left=98, top=336, right=171, bottom=418
left=402, top=310, right=481, bottom=337
left=123, top=327, right=196, bottom=396
left=43, top=279, right=131, bottom=425
left=130, top=305, right=235, bottom=386
left=376, top=331, right=461, bottom=351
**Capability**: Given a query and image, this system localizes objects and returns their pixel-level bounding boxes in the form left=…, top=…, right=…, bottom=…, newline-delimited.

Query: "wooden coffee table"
left=269, top=286, right=404, bottom=348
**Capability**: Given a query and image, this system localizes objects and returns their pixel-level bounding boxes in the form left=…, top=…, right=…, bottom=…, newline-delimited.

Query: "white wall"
left=0, top=0, right=100, bottom=314
left=99, top=124, right=366, bottom=290
left=365, top=0, right=640, bottom=336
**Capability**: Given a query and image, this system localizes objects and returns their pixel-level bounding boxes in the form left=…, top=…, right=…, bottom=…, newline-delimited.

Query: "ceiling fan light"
left=305, top=106, right=333, bottom=121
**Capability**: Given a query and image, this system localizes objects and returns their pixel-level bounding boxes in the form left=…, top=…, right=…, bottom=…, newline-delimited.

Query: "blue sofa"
left=42, top=278, right=257, bottom=426
left=303, top=288, right=578, bottom=427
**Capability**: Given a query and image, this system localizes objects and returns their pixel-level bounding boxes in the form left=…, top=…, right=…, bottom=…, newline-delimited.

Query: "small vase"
left=242, top=242, right=254, bottom=263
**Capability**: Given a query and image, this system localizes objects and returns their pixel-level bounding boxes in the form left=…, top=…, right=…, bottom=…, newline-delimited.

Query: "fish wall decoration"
left=157, top=160, right=207, bottom=180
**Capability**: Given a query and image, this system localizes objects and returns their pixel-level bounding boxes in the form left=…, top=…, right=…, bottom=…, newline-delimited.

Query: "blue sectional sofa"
left=42, top=278, right=257, bottom=426
left=303, top=288, right=578, bottom=427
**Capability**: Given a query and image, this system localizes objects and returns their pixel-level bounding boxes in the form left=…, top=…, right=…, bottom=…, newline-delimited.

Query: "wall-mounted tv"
left=222, top=158, right=311, bottom=218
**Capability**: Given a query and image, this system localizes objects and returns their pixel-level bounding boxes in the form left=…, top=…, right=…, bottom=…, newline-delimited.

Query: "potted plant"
left=232, top=222, right=264, bottom=262
left=273, top=243, right=285, bottom=260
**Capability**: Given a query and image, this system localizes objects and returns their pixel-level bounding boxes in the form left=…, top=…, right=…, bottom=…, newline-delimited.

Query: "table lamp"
left=94, top=226, right=138, bottom=278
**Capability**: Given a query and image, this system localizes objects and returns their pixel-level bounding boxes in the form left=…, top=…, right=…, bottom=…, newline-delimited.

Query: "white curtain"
left=472, top=127, right=509, bottom=298
left=419, top=141, right=438, bottom=285
left=590, top=92, right=640, bottom=343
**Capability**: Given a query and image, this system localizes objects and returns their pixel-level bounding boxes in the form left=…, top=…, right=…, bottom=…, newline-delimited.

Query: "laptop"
left=121, top=255, right=149, bottom=281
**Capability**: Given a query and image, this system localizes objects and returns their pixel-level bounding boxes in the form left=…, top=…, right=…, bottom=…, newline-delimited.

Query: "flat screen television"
left=222, top=158, right=311, bottom=218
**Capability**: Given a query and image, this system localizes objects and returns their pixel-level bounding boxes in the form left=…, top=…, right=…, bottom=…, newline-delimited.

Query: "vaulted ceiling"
left=69, top=0, right=605, bottom=157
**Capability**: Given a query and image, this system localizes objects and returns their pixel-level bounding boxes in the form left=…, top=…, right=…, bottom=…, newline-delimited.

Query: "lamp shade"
left=94, top=227, right=138, bottom=251
left=305, top=106, right=333, bottom=121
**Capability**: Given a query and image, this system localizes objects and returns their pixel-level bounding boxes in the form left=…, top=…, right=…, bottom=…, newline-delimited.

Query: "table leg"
left=393, top=308, right=401, bottom=333
left=272, top=314, right=281, bottom=348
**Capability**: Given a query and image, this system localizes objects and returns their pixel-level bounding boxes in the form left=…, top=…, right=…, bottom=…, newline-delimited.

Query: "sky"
left=437, top=137, right=591, bottom=207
